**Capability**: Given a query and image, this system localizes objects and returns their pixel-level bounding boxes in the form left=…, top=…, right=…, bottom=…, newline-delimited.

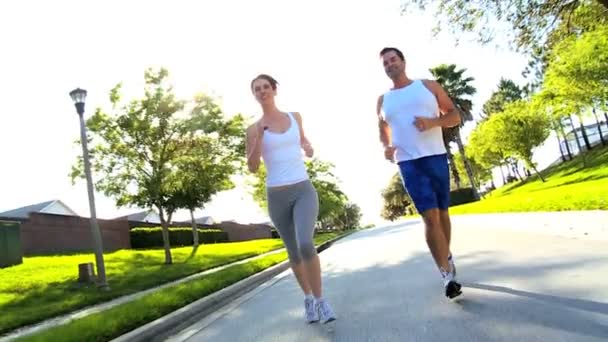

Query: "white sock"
left=314, top=296, right=324, bottom=302
left=305, top=294, right=314, bottom=301
left=440, top=267, right=452, bottom=280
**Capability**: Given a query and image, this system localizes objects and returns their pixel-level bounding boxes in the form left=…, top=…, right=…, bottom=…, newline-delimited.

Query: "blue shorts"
left=398, top=154, right=450, bottom=214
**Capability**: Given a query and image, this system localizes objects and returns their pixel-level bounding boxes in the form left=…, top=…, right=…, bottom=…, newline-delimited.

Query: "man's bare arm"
left=377, top=95, right=392, bottom=147
left=422, top=80, right=462, bottom=128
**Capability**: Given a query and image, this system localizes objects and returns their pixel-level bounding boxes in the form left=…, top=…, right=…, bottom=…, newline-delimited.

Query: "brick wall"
left=20, top=213, right=131, bottom=255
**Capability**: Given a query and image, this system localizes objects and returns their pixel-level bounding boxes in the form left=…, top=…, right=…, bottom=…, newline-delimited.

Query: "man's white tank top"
left=262, top=112, right=309, bottom=187
left=381, top=79, right=446, bottom=162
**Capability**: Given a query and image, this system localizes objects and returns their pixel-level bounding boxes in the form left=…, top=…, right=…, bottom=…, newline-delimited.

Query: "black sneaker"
left=444, top=280, right=463, bottom=299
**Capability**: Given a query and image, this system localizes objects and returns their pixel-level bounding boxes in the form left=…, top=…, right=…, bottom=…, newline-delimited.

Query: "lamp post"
left=69, top=88, right=109, bottom=290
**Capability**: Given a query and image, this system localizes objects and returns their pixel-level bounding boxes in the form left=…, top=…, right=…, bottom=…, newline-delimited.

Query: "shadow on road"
left=464, top=282, right=608, bottom=316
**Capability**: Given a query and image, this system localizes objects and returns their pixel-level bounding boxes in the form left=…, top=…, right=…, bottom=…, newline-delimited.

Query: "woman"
left=246, top=74, right=336, bottom=324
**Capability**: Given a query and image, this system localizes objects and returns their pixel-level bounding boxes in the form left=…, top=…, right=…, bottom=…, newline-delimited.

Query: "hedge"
left=449, top=187, right=480, bottom=207
left=130, top=227, right=228, bottom=249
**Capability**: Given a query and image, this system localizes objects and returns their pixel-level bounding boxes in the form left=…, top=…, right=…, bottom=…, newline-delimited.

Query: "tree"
left=429, top=64, right=480, bottom=198
left=454, top=152, right=493, bottom=189
left=345, top=203, right=362, bottom=230
left=543, top=23, right=608, bottom=151
left=333, top=202, right=362, bottom=230
left=402, top=1, right=608, bottom=85
left=482, top=78, right=528, bottom=175
left=467, top=119, right=509, bottom=184
left=250, top=158, right=349, bottom=229
left=534, top=89, right=581, bottom=162
left=401, top=1, right=608, bottom=53
left=491, top=100, right=552, bottom=181
left=71, top=68, right=244, bottom=264
left=250, top=163, right=269, bottom=211
left=551, top=118, right=572, bottom=161
left=592, top=108, right=606, bottom=146
left=304, top=159, right=349, bottom=229
left=482, top=78, right=525, bottom=119
left=381, top=172, right=416, bottom=221
left=167, top=96, right=246, bottom=248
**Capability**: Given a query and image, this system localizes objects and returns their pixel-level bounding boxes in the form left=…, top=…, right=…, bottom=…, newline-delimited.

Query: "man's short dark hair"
left=379, top=47, right=404, bottom=61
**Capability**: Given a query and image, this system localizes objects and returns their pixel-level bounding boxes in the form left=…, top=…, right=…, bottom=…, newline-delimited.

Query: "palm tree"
left=429, top=64, right=480, bottom=200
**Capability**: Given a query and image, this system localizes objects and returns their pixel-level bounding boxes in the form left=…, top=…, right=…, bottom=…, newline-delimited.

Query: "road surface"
left=167, top=212, right=608, bottom=342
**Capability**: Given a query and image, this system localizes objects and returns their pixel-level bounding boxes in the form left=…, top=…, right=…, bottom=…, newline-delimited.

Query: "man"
left=376, top=47, right=462, bottom=299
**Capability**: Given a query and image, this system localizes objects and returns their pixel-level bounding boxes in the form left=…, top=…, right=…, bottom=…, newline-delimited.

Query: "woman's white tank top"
left=262, top=112, right=309, bottom=187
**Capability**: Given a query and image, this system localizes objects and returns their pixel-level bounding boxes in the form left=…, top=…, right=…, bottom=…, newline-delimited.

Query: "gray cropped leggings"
left=267, top=180, right=319, bottom=264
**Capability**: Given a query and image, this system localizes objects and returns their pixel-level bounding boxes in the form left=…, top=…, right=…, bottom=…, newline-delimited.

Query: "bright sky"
left=1, top=0, right=556, bottom=225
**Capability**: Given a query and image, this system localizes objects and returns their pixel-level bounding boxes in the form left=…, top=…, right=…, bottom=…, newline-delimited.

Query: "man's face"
left=382, top=51, right=405, bottom=80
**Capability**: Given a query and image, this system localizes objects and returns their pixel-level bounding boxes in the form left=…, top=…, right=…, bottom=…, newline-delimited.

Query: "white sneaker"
left=304, top=297, right=319, bottom=323
left=315, top=299, right=336, bottom=324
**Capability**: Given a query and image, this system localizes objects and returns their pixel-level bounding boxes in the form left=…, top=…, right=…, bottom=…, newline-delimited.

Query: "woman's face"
left=251, top=78, right=276, bottom=105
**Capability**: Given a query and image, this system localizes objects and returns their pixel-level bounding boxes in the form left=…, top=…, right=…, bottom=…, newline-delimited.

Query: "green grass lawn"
left=15, top=251, right=289, bottom=342
left=451, top=145, right=608, bottom=214
left=1, top=232, right=341, bottom=334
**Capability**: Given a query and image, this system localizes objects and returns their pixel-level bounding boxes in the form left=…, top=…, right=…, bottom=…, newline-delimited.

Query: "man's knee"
left=421, top=209, right=441, bottom=227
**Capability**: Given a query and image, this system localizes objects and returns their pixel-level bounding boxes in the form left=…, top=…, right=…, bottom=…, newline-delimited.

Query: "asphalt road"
left=166, top=211, right=608, bottom=342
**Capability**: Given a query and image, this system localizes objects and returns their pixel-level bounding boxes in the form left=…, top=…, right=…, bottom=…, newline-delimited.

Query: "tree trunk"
left=531, top=163, right=546, bottom=182
left=190, top=209, right=199, bottom=248
left=552, top=121, right=566, bottom=162
left=569, top=115, right=584, bottom=154
left=592, top=108, right=606, bottom=146
left=512, top=160, right=522, bottom=180
left=446, top=147, right=461, bottom=189
left=454, top=129, right=479, bottom=199
left=577, top=113, right=592, bottom=151
left=557, top=133, right=566, bottom=162
left=158, top=208, right=173, bottom=265
left=568, top=115, right=587, bottom=167
left=508, top=160, right=516, bottom=180
left=605, top=111, right=608, bottom=139
left=558, top=119, right=573, bottom=160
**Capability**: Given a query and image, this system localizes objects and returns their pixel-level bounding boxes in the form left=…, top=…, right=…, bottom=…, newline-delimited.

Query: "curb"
left=111, top=230, right=357, bottom=342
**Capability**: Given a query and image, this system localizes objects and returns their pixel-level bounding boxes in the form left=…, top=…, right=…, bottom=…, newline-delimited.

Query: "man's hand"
left=384, top=145, right=396, bottom=162
left=413, top=116, right=437, bottom=132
